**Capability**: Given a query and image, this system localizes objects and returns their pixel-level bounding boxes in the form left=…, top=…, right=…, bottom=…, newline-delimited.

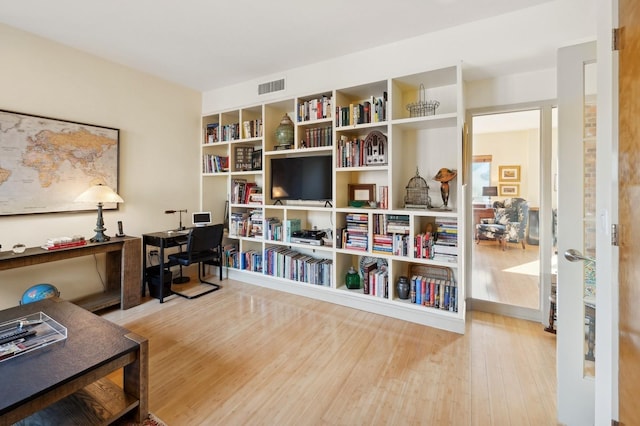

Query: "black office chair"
left=167, top=224, right=223, bottom=299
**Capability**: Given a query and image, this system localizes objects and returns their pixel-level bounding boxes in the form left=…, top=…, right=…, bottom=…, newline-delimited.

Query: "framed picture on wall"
left=499, top=183, right=520, bottom=197
left=499, top=165, right=520, bottom=182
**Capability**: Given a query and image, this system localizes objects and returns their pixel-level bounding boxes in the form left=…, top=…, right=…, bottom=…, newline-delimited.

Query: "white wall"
left=0, top=24, right=201, bottom=309
left=202, top=0, right=594, bottom=113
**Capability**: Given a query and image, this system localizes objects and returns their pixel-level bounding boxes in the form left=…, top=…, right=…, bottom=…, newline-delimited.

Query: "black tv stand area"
left=273, top=200, right=283, bottom=205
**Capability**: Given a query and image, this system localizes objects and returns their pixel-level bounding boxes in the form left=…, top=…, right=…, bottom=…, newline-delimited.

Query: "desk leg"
left=124, top=333, right=149, bottom=423
left=159, top=241, right=166, bottom=303
left=142, top=239, right=148, bottom=297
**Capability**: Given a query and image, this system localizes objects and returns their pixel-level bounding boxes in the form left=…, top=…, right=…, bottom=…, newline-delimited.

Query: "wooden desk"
left=0, top=298, right=148, bottom=425
left=142, top=230, right=190, bottom=303
left=0, top=236, right=141, bottom=312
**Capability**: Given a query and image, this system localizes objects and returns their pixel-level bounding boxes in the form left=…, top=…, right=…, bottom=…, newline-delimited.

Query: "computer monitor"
left=192, top=211, right=212, bottom=227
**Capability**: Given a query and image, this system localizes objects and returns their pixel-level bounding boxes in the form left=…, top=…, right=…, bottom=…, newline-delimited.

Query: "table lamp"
left=482, top=186, right=498, bottom=205
left=75, top=184, right=124, bottom=242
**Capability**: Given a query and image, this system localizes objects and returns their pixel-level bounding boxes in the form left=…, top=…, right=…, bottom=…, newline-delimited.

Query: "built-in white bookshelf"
left=201, top=64, right=466, bottom=333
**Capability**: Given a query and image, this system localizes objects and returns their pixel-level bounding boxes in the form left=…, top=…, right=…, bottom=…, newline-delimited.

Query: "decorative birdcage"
left=406, top=84, right=440, bottom=118
left=404, top=168, right=431, bottom=209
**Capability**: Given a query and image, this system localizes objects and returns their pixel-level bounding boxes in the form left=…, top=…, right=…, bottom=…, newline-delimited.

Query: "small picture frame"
left=348, top=183, right=376, bottom=204
left=499, top=183, right=520, bottom=196
left=251, top=149, right=262, bottom=171
left=499, top=165, right=521, bottom=182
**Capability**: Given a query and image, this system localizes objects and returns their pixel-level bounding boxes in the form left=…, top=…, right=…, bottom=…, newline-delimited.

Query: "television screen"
left=271, top=156, right=332, bottom=201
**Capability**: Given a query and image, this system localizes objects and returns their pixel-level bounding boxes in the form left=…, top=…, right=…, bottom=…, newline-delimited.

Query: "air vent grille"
left=258, top=78, right=285, bottom=95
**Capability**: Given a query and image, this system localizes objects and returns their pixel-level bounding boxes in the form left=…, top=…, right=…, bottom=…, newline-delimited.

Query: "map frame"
left=0, top=109, right=119, bottom=216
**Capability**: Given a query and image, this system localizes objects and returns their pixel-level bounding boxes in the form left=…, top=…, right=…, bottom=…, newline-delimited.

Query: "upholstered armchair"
left=475, top=198, right=529, bottom=250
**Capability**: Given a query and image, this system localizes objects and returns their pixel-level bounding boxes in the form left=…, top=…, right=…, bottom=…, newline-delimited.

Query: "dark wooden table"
left=0, top=298, right=148, bottom=425
left=0, top=236, right=142, bottom=312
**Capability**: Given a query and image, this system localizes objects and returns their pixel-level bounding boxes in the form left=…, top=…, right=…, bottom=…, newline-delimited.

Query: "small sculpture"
left=433, top=168, right=457, bottom=209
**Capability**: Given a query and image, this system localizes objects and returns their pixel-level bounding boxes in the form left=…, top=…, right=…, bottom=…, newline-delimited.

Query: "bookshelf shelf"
left=201, top=63, right=465, bottom=333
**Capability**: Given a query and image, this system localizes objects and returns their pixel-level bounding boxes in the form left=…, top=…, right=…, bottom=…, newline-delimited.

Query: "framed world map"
left=0, top=110, right=119, bottom=215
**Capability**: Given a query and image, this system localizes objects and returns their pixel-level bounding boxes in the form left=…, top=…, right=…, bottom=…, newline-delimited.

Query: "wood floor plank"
left=103, top=277, right=557, bottom=425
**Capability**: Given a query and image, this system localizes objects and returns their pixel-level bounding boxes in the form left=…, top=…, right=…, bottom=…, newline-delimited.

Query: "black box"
left=146, top=266, right=172, bottom=299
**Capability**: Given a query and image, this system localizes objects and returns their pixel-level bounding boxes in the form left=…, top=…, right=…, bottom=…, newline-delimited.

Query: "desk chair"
left=167, top=224, right=223, bottom=299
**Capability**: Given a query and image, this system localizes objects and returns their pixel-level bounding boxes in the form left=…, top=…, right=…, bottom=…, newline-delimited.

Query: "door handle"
left=564, top=248, right=595, bottom=263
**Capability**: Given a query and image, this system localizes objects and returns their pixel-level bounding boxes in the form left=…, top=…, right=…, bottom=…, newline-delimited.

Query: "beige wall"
left=0, top=24, right=201, bottom=309
left=474, top=129, right=541, bottom=207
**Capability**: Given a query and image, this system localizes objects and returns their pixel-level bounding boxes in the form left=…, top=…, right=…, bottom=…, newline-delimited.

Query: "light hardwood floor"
left=104, top=274, right=557, bottom=425
left=472, top=239, right=542, bottom=309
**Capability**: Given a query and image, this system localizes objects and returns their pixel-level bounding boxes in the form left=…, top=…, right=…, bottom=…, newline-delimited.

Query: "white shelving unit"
left=200, top=64, right=466, bottom=333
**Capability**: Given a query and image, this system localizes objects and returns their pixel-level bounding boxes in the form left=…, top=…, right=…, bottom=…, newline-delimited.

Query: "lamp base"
left=90, top=232, right=110, bottom=243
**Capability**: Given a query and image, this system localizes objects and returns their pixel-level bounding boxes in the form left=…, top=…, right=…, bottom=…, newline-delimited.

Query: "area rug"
left=143, top=413, right=167, bottom=426
left=117, top=412, right=167, bottom=426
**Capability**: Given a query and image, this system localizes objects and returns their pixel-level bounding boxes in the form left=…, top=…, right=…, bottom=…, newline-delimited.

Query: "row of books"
left=202, top=154, right=229, bottom=173
left=359, top=260, right=388, bottom=297
left=264, top=246, right=332, bottom=286
left=242, top=119, right=263, bottom=139
left=410, top=275, right=458, bottom=312
left=204, top=122, right=241, bottom=144
left=336, top=136, right=368, bottom=168
left=414, top=232, right=435, bottom=259
left=302, top=126, right=332, bottom=148
left=372, top=233, right=410, bottom=256
left=231, top=180, right=262, bottom=205
left=335, top=93, right=387, bottom=127
left=264, top=218, right=303, bottom=243
left=234, top=250, right=262, bottom=272
left=229, top=209, right=262, bottom=238
left=373, top=214, right=409, bottom=235
left=297, top=96, right=332, bottom=122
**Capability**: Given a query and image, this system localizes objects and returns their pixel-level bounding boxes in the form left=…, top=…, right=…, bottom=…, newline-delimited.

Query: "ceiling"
left=0, top=0, right=553, bottom=92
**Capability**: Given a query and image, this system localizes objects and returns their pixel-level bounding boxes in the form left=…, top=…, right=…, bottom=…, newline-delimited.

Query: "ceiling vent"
left=258, top=78, right=285, bottom=95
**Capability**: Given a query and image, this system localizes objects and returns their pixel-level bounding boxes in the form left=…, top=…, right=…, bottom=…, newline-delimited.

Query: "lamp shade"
left=482, top=186, right=498, bottom=197
left=75, top=184, right=123, bottom=204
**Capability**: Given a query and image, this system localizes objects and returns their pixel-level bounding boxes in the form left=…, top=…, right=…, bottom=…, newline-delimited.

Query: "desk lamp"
left=75, top=184, right=124, bottom=242
left=165, top=209, right=187, bottom=230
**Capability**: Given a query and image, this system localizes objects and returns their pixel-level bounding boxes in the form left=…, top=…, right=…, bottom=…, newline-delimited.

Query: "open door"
left=556, top=41, right=597, bottom=425
left=618, top=0, right=640, bottom=422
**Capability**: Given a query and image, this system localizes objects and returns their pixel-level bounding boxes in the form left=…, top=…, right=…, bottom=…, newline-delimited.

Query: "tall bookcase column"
left=201, top=63, right=465, bottom=334
left=201, top=112, right=230, bottom=225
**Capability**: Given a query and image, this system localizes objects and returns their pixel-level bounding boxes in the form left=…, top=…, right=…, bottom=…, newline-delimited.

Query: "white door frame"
left=466, top=101, right=554, bottom=324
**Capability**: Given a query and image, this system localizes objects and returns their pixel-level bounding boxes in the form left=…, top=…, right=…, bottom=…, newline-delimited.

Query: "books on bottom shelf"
left=264, top=246, right=332, bottom=286
left=410, top=275, right=458, bottom=312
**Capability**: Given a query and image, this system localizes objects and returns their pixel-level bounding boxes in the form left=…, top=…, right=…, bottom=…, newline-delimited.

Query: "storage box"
left=146, top=265, right=172, bottom=299
left=0, top=312, right=67, bottom=363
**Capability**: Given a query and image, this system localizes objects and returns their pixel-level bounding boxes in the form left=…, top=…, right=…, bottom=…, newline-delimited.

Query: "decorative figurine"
left=433, top=168, right=457, bottom=209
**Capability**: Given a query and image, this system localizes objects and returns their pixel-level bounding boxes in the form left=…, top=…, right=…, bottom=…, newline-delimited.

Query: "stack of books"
left=432, top=217, right=458, bottom=263
left=344, top=213, right=368, bottom=251
left=41, top=236, right=87, bottom=251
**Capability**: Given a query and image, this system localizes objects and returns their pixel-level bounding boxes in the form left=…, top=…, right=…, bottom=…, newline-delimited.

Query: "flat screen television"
left=270, top=155, right=332, bottom=202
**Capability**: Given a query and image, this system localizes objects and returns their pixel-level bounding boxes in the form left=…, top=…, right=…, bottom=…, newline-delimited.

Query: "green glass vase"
left=345, top=266, right=360, bottom=290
